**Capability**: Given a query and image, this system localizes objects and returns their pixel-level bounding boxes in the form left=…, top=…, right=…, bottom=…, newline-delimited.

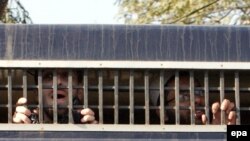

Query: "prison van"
left=0, top=24, right=250, bottom=141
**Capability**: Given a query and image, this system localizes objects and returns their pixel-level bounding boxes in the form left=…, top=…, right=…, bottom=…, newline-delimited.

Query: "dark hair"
left=29, top=69, right=83, bottom=84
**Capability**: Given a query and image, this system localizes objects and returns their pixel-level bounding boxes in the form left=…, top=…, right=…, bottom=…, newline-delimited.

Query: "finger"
left=16, top=97, right=27, bottom=106
left=13, top=113, right=22, bottom=123
left=89, top=120, right=98, bottom=124
left=212, top=102, right=220, bottom=114
left=226, top=102, right=235, bottom=114
left=201, top=114, right=207, bottom=124
left=228, top=111, right=236, bottom=125
left=16, top=106, right=31, bottom=116
left=81, top=108, right=95, bottom=116
left=211, top=102, right=221, bottom=124
left=81, top=115, right=95, bottom=123
left=221, top=99, right=230, bottom=111
left=13, top=113, right=31, bottom=124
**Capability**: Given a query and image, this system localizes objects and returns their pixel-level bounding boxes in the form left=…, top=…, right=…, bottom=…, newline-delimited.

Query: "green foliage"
left=116, top=0, right=250, bottom=25
left=0, top=0, right=32, bottom=24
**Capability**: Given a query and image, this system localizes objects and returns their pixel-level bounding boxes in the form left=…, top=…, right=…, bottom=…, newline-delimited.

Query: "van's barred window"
left=0, top=69, right=248, bottom=125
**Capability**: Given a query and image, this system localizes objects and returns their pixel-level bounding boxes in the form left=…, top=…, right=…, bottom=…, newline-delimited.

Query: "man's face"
left=164, top=76, right=204, bottom=124
left=42, top=69, right=79, bottom=116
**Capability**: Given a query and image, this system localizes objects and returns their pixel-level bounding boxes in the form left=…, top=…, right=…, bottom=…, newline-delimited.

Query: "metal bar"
left=239, top=107, right=250, bottom=111
left=53, top=70, right=58, bottom=123
left=159, top=70, right=165, bottom=125
left=114, top=70, right=119, bottom=124
left=98, top=70, right=103, bottom=124
left=22, top=69, right=27, bottom=99
left=0, top=85, right=176, bottom=92
left=38, top=70, right=43, bottom=123
left=129, top=70, right=134, bottom=124
left=234, top=71, right=241, bottom=125
left=83, top=69, right=88, bottom=108
left=144, top=70, right=150, bottom=125
left=68, top=70, right=73, bottom=123
left=0, top=85, right=37, bottom=89
left=7, top=69, right=12, bottom=123
left=0, top=104, right=130, bottom=109
left=0, top=84, right=238, bottom=91
left=0, top=124, right=227, bottom=132
left=6, top=84, right=241, bottom=92
left=204, top=71, right=210, bottom=124
left=2, top=60, right=250, bottom=70
left=175, top=71, right=180, bottom=125
left=189, top=71, right=195, bottom=125
left=220, top=71, right=225, bottom=124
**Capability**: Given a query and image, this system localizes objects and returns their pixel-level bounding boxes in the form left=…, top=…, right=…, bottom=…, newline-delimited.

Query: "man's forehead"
left=43, top=69, right=69, bottom=73
left=42, top=69, right=78, bottom=75
left=167, top=76, right=200, bottom=86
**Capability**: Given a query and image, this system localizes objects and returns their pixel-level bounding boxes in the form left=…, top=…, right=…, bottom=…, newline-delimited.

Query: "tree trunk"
left=0, top=0, right=8, bottom=18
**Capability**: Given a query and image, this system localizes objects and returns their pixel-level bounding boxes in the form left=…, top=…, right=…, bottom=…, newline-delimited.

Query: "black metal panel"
left=0, top=24, right=249, bottom=61
left=0, top=131, right=226, bottom=141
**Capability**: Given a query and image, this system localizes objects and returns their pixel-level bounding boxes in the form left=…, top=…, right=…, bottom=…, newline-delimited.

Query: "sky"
left=19, top=0, right=122, bottom=24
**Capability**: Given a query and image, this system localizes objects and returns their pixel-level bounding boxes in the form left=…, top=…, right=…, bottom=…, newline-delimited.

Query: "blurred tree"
left=116, top=0, right=250, bottom=25
left=0, top=0, right=32, bottom=23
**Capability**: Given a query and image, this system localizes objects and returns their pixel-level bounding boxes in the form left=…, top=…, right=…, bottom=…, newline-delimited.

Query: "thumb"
left=16, top=97, right=27, bottom=106
left=201, top=114, right=207, bottom=124
left=33, top=108, right=39, bottom=114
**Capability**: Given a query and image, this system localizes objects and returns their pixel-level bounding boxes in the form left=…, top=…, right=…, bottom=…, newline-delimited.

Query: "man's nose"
left=195, top=96, right=202, bottom=105
left=57, top=76, right=66, bottom=86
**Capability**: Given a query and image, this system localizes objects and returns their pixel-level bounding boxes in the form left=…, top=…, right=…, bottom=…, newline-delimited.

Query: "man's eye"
left=184, top=95, right=190, bottom=101
left=194, top=90, right=204, bottom=97
left=179, top=95, right=184, bottom=100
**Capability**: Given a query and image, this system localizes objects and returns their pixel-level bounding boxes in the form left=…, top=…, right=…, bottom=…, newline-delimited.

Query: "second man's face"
left=165, top=76, right=205, bottom=124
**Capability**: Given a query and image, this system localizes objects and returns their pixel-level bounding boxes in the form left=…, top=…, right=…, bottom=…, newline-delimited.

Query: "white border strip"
left=0, top=124, right=226, bottom=132
left=0, top=60, right=250, bottom=69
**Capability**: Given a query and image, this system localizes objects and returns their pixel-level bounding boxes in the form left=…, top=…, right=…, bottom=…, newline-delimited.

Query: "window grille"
left=0, top=65, right=249, bottom=126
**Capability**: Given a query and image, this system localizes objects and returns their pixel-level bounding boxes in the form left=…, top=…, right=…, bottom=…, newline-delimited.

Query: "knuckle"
left=82, top=115, right=95, bottom=123
left=81, top=108, right=94, bottom=116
